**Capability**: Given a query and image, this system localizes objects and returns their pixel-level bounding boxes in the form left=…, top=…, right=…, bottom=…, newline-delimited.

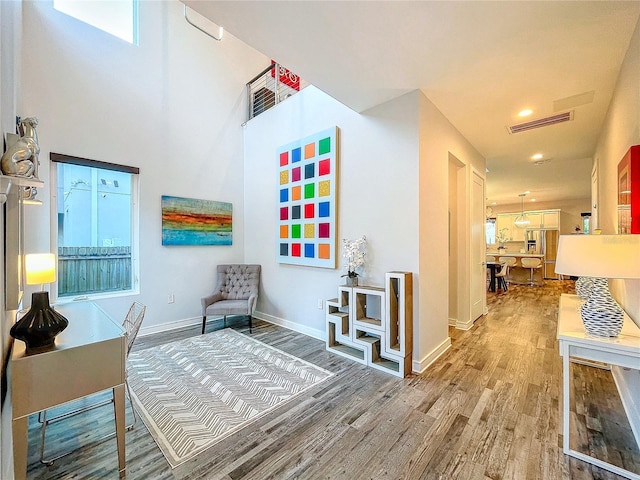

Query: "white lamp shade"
left=556, top=234, right=640, bottom=279
left=25, top=253, right=56, bottom=285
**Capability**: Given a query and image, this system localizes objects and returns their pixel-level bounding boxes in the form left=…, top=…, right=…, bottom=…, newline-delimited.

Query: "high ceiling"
left=183, top=1, right=640, bottom=208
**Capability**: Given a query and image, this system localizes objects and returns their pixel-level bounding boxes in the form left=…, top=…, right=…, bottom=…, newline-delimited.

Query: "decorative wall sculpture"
left=161, top=195, right=232, bottom=246
left=1, top=117, right=40, bottom=179
left=277, top=127, right=338, bottom=268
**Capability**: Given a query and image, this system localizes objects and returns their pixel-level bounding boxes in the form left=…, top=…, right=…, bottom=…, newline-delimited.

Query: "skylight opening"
left=54, top=0, right=139, bottom=45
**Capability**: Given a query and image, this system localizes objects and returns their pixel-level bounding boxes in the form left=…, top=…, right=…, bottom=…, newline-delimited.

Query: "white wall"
left=418, top=92, right=486, bottom=369
left=594, top=16, right=640, bottom=440
left=594, top=17, right=640, bottom=325
left=0, top=1, right=22, bottom=476
left=20, top=0, right=269, bottom=332
left=244, top=86, right=420, bottom=340
left=14, top=0, right=485, bottom=377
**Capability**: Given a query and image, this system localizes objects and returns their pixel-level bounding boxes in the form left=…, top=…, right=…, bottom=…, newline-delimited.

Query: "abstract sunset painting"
left=162, top=195, right=232, bottom=246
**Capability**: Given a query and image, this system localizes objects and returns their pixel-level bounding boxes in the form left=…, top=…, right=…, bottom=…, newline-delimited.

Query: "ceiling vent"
left=507, top=111, right=574, bottom=134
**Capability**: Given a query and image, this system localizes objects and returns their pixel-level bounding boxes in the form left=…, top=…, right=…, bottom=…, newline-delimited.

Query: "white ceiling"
left=183, top=1, right=640, bottom=208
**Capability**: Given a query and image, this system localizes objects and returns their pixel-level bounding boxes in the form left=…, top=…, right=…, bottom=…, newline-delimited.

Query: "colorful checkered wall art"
left=277, top=127, right=338, bottom=268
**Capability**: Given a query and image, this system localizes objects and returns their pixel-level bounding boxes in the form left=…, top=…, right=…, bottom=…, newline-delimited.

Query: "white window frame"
left=49, top=153, right=140, bottom=303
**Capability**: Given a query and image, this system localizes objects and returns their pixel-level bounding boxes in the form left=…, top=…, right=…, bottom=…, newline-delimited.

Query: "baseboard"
left=253, top=311, right=325, bottom=341
left=137, top=312, right=448, bottom=376
left=449, top=316, right=478, bottom=330
left=138, top=316, right=201, bottom=337
left=455, top=317, right=475, bottom=331
left=137, top=312, right=325, bottom=342
left=412, top=337, right=451, bottom=374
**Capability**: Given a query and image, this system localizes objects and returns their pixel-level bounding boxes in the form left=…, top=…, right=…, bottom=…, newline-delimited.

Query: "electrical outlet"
left=317, top=299, right=323, bottom=309
left=168, top=293, right=175, bottom=304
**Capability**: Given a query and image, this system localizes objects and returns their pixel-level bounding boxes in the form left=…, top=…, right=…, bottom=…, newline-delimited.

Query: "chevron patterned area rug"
left=127, top=329, right=333, bottom=468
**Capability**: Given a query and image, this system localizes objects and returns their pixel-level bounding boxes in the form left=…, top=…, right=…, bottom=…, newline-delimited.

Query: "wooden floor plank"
left=23, top=280, right=640, bottom=479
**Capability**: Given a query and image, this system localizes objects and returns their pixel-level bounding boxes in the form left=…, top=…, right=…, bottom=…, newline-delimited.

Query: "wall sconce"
left=10, top=253, right=68, bottom=353
left=555, top=234, right=640, bottom=336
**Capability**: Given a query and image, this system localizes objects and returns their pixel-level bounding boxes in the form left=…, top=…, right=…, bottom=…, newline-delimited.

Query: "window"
left=54, top=0, right=139, bottom=45
left=485, top=218, right=496, bottom=245
left=50, top=153, right=139, bottom=300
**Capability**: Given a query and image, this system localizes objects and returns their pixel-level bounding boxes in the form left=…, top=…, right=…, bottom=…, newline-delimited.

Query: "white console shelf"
left=557, top=294, right=640, bottom=480
left=326, top=272, right=412, bottom=378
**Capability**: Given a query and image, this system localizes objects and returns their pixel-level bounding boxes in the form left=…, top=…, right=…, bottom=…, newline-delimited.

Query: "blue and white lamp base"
left=579, top=277, right=623, bottom=337
left=575, top=276, right=593, bottom=300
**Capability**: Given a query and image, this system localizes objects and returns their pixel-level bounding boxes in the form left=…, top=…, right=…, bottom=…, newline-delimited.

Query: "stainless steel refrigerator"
left=525, top=229, right=560, bottom=279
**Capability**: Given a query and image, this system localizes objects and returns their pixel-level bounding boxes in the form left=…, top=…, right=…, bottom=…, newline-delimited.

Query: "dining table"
left=486, top=261, right=502, bottom=292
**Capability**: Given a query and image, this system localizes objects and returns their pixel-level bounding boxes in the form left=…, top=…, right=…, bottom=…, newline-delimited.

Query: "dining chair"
left=521, top=257, right=543, bottom=286
left=494, top=263, right=509, bottom=291
left=498, top=256, right=517, bottom=283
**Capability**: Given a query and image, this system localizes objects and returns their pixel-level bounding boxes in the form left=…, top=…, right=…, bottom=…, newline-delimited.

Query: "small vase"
left=346, top=276, right=358, bottom=287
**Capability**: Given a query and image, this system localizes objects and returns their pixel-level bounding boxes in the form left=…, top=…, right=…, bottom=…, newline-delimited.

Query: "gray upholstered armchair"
left=201, top=264, right=261, bottom=334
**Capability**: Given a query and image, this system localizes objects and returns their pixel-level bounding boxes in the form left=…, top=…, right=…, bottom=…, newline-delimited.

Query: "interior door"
left=471, top=170, right=485, bottom=320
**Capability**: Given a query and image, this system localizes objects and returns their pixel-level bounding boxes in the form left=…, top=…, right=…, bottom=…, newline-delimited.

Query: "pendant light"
left=514, top=193, right=530, bottom=228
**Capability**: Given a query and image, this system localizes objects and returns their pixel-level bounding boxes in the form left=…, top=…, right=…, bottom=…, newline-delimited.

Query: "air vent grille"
left=507, top=111, right=574, bottom=134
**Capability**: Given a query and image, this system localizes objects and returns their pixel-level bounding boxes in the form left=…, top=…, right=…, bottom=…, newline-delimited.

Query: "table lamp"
left=555, top=234, right=640, bottom=337
left=10, top=253, right=68, bottom=353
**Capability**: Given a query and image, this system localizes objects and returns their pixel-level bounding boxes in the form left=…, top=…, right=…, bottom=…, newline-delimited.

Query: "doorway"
left=448, top=155, right=485, bottom=329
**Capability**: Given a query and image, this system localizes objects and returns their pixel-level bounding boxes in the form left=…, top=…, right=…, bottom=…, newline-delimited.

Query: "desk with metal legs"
left=11, top=302, right=126, bottom=479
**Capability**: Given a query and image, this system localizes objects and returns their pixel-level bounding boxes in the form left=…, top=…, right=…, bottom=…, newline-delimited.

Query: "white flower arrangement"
left=342, top=235, right=367, bottom=278
left=496, top=227, right=509, bottom=247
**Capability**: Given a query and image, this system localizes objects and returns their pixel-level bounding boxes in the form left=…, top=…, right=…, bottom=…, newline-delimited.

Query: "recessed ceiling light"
left=530, top=198, right=536, bottom=202
left=491, top=202, right=497, bottom=205
left=532, top=153, right=543, bottom=160
left=518, top=109, right=533, bottom=117
left=524, top=191, right=530, bottom=194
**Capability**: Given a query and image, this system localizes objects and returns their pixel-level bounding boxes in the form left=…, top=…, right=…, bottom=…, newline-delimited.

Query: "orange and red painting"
left=162, top=195, right=232, bottom=245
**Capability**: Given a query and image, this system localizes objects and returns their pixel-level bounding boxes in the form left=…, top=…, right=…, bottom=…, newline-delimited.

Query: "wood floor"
left=25, top=280, right=640, bottom=479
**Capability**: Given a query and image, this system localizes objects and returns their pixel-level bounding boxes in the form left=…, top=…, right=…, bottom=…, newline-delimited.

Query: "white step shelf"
left=326, top=272, right=413, bottom=378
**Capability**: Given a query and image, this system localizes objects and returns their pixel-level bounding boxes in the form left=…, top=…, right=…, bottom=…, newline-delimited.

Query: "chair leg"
left=202, top=316, right=207, bottom=334
left=249, top=315, right=253, bottom=333
left=125, top=380, right=137, bottom=431
left=223, top=315, right=227, bottom=328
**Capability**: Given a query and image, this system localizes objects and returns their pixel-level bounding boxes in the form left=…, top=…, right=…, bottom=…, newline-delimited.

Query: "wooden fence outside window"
left=58, top=246, right=131, bottom=296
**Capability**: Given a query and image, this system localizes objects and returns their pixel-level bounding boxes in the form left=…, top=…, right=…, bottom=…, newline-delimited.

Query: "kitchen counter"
left=486, top=252, right=546, bottom=285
